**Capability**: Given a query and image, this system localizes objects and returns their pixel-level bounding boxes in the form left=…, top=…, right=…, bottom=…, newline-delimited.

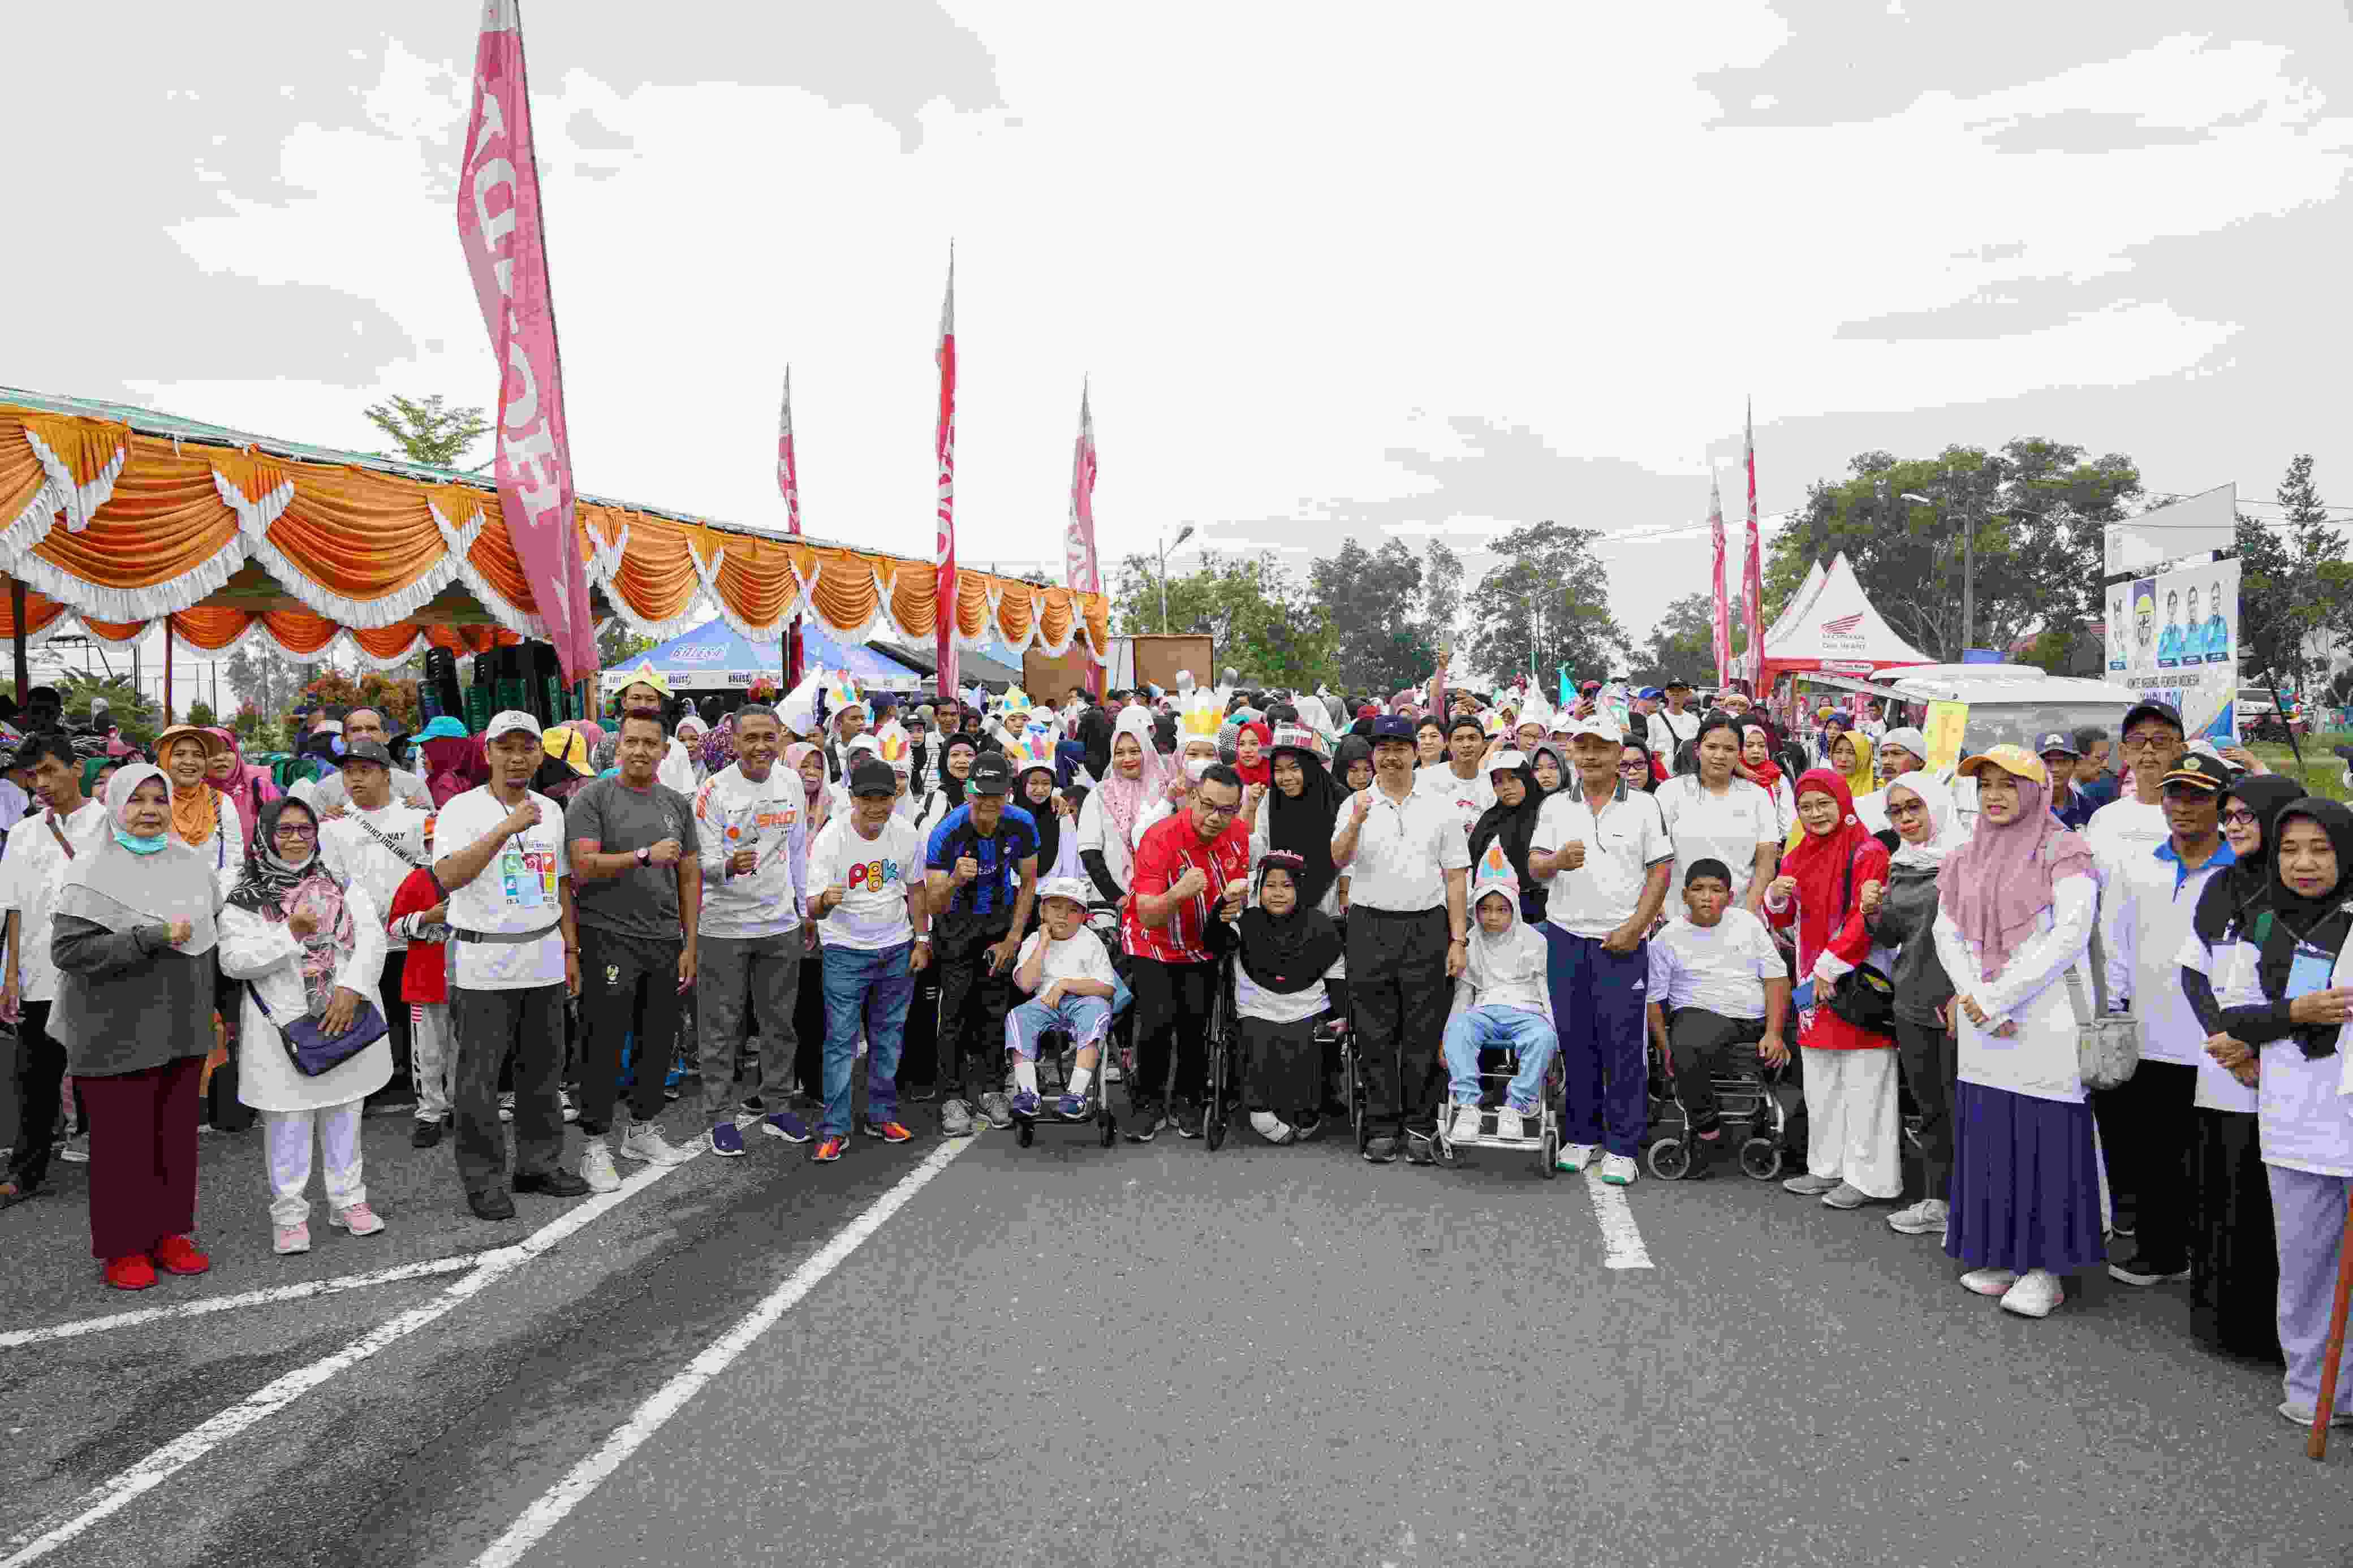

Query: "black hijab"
left=1331, top=734, right=1373, bottom=794
left=1234, top=852, right=1343, bottom=994
left=226, top=798, right=334, bottom=917
left=937, top=734, right=978, bottom=811
left=1076, top=705, right=1113, bottom=781
left=2192, top=775, right=2306, bottom=945
left=1469, top=755, right=1543, bottom=893
left=1019, top=764, right=1062, bottom=867
left=1265, top=741, right=1346, bottom=910
left=2256, top=798, right=2353, bottom=1059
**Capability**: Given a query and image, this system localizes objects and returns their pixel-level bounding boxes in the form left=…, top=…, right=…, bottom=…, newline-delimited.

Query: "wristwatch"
left=635, top=845, right=651, bottom=868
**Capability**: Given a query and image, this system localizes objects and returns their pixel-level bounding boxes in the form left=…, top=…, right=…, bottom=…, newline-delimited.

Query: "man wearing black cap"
left=320, top=738, right=432, bottom=1124
left=1331, top=714, right=1471, bottom=1164
left=2036, top=731, right=2084, bottom=827
left=2085, top=701, right=2186, bottom=879
left=921, top=750, right=1039, bottom=1137
left=2096, top=750, right=2233, bottom=1288
left=805, top=757, right=930, bottom=1163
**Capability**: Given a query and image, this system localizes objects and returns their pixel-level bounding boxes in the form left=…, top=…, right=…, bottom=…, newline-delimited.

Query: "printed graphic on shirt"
left=847, top=856, right=903, bottom=893
left=499, top=840, right=557, bottom=909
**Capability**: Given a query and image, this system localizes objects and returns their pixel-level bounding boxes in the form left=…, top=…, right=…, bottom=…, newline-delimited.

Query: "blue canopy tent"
left=600, top=616, right=923, bottom=696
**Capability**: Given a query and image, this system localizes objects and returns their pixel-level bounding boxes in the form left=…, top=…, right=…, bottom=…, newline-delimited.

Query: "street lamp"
left=1901, top=490, right=1972, bottom=655
left=1158, top=524, right=1197, bottom=633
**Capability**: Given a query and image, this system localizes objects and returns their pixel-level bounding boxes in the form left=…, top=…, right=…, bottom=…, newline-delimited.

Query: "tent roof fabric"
left=1757, top=552, right=1934, bottom=681
left=0, top=388, right=1111, bottom=669
left=608, top=616, right=920, bottom=691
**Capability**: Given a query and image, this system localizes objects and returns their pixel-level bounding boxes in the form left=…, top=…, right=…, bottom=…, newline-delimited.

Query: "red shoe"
left=812, top=1134, right=846, bottom=1163
left=151, top=1235, right=212, bottom=1276
left=104, top=1254, right=157, bottom=1291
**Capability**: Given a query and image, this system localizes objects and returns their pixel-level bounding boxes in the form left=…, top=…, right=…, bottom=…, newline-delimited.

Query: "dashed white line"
left=1585, top=1167, right=1654, bottom=1269
left=469, top=1135, right=975, bottom=1567
left=0, top=1251, right=501, bottom=1349
left=0, top=1159, right=682, bottom=1568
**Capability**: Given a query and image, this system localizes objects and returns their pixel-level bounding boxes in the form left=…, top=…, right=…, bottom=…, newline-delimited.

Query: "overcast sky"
left=12, top=1, right=2351, bottom=679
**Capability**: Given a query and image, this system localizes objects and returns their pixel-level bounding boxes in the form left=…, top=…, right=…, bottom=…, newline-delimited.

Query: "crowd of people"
left=2, top=656, right=2350, bottom=1436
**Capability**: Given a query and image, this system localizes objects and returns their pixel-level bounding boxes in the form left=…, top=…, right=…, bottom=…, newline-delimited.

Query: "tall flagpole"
left=778, top=365, right=804, bottom=688
left=933, top=246, right=959, bottom=705
left=1709, top=476, right=1730, bottom=689
left=1742, top=396, right=1764, bottom=695
left=1066, top=378, right=1104, bottom=698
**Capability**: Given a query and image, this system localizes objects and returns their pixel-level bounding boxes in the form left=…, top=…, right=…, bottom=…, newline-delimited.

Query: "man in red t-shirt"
left=1122, top=762, right=1252, bottom=1141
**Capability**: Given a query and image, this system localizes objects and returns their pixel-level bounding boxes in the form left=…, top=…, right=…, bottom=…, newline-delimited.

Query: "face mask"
left=114, top=827, right=168, bottom=856
left=1184, top=757, right=1213, bottom=783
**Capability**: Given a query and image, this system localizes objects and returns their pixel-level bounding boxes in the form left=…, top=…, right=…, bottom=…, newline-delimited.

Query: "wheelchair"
left=1643, top=1022, right=1792, bottom=1181
left=1431, top=1029, right=1564, bottom=1180
left=1201, top=950, right=1346, bottom=1152
left=1007, top=903, right=1131, bottom=1150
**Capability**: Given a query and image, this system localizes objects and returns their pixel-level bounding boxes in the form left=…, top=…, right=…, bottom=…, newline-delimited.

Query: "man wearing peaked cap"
left=920, top=750, right=1041, bottom=1137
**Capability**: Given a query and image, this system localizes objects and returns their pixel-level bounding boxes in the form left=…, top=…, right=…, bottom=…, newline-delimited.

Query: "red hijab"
left=1782, top=768, right=1885, bottom=969
left=1235, top=720, right=1272, bottom=789
left=1740, top=723, right=1785, bottom=794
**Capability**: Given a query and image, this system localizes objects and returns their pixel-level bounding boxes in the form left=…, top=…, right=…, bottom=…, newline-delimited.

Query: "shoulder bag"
left=2063, top=962, right=2140, bottom=1091
left=253, top=986, right=389, bottom=1077
left=1822, top=845, right=1896, bottom=1035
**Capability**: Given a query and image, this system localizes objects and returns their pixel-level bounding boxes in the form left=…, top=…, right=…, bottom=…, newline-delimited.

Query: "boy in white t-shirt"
left=1005, top=877, right=1119, bottom=1121
left=1645, top=858, right=1790, bottom=1180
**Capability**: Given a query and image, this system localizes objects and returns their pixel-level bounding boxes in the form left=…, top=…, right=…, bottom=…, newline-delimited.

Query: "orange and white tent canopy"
left=0, top=391, right=1112, bottom=672
left=1755, top=552, right=1934, bottom=683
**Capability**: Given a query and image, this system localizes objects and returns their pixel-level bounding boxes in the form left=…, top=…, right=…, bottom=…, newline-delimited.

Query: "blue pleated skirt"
left=1944, top=1080, right=2106, bottom=1275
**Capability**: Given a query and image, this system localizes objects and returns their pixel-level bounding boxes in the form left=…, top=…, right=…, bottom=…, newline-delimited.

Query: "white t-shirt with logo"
left=1531, top=784, right=1673, bottom=940
left=1652, top=775, right=1781, bottom=906
left=807, top=814, right=921, bottom=951
left=1647, top=909, right=1784, bottom=1021
left=1413, top=763, right=1494, bottom=842
left=438, top=787, right=570, bottom=990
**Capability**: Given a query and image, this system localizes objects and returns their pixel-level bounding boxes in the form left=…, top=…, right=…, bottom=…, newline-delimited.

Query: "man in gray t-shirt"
left=562, top=711, right=704, bottom=1169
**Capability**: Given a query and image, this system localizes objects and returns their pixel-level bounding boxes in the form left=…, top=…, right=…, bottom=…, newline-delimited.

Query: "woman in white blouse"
left=1654, top=716, right=1781, bottom=915
left=1930, top=745, right=2102, bottom=1319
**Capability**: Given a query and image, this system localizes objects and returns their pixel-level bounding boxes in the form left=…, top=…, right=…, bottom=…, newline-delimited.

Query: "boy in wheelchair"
left=1644, top=858, right=1790, bottom=1180
left=1440, top=849, right=1558, bottom=1146
left=1005, top=877, right=1122, bottom=1120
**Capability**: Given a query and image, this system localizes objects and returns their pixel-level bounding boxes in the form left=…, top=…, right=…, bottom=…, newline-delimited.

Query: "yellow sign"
left=1923, top=701, right=1970, bottom=775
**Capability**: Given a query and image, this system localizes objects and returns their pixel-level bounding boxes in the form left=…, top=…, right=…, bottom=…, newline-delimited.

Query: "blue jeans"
left=1441, top=1004, right=1557, bottom=1113
left=1542, top=924, right=1651, bottom=1157
left=819, top=941, right=915, bottom=1138
left=1005, top=994, right=1115, bottom=1060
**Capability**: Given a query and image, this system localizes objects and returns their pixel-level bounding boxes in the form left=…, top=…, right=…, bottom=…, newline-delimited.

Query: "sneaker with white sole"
left=1819, top=1181, right=1872, bottom=1210
left=328, top=1202, right=385, bottom=1237
left=558, top=1088, right=580, bottom=1124
left=497, top=1091, right=515, bottom=1124
left=1495, top=1106, right=1528, bottom=1143
left=1249, top=1109, right=1294, bottom=1144
left=1597, top=1152, right=1637, bottom=1186
left=1999, top=1268, right=2065, bottom=1318
left=1447, top=1102, right=1483, bottom=1144
left=620, top=1124, right=700, bottom=1166
left=760, top=1110, right=812, bottom=1143
left=2278, top=1401, right=2353, bottom=1429
left=2106, top=1254, right=2191, bottom=1286
left=1555, top=1141, right=1597, bottom=1174
left=58, top=1132, right=88, bottom=1164
left=708, top=1121, right=746, bottom=1158
left=1960, top=1267, right=2019, bottom=1297
left=940, top=1098, right=976, bottom=1137
left=1782, top=1172, right=1840, bottom=1196
left=579, top=1141, right=621, bottom=1193
left=273, top=1221, right=311, bottom=1255
left=1887, top=1198, right=1949, bottom=1236
left=977, top=1091, right=1014, bottom=1130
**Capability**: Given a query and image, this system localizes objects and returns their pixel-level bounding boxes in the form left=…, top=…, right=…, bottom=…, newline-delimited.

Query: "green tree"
left=364, top=394, right=493, bottom=469
left=599, top=621, right=659, bottom=670
left=1307, top=539, right=1437, bottom=694
left=1629, top=592, right=1741, bottom=688
left=186, top=698, right=217, bottom=729
left=1423, top=542, right=1464, bottom=650
left=224, top=645, right=317, bottom=724
left=63, top=675, right=158, bottom=748
left=1110, top=550, right=1333, bottom=688
left=1463, top=521, right=1627, bottom=687
left=1762, top=438, right=2142, bottom=664
left=2235, top=454, right=2346, bottom=698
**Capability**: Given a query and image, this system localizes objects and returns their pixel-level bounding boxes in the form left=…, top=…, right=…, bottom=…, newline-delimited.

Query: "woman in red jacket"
left=1762, top=768, right=1902, bottom=1211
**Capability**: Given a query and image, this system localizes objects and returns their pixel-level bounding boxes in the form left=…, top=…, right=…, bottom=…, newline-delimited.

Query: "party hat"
left=1179, top=686, right=1223, bottom=740
left=872, top=720, right=913, bottom=772
left=1012, top=723, right=1057, bottom=771
left=1470, top=839, right=1519, bottom=906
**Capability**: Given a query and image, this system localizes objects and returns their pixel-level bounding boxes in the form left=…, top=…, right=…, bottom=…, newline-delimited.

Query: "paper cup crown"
left=1179, top=689, right=1224, bottom=740
left=1013, top=724, right=1057, bottom=770
left=872, top=721, right=912, bottom=771
left=1471, top=841, right=1519, bottom=904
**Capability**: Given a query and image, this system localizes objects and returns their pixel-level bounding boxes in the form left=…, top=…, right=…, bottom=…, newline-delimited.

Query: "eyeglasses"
left=1196, top=800, right=1240, bottom=820
left=1617, top=761, right=1648, bottom=774
left=1887, top=800, right=1928, bottom=819
left=274, top=825, right=317, bottom=840
left=2221, top=809, right=2258, bottom=828
left=2119, top=733, right=2178, bottom=754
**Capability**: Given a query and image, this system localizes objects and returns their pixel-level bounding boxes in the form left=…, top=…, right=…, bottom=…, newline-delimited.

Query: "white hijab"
left=1884, top=770, right=1963, bottom=869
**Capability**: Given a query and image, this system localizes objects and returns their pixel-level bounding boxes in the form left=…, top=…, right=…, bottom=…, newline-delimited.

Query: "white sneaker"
left=1494, top=1105, right=1527, bottom=1143
left=1887, top=1198, right=1949, bottom=1237
left=2000, top=1268, right=2065, bottom=1318
left=273, top=1221, right=311, bottom=1255
left=1597, top=1152, right=1637, bottom=1186
left=579, top=1141, right=621, bottom=1193
left=1249, top=1109, right=1295, bottom=1144
left=1555, top=1141, right=1597, bottom=1173
left=1104, top=1060, right=1124, bottom=1084
left=1960, top=1267, right=2019, bottom=1297
left=620, top=1124, right=700, bottom=1166
left=1448, top=1102, right=1483, bottom=1144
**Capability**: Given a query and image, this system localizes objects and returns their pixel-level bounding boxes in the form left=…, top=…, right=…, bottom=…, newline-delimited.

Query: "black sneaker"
left=1362, top=1134, right=1400, bottom=1164
left=2108, top=1254, right=2190, bottom=1286
left=467, top=1189, right=517, bottom=1221
left=1402, top=1130, right=1436, bottom=1165
left=1171, top=1098, right=1204, bottom=1139
left=515, top=1169, right=592, bottom=1198
left=1123, top=1103, right=1162, bottom=1143
left=411, top=1118, right=443, bottom=1149
left=1682, top=1134, right=1720, bottom=1181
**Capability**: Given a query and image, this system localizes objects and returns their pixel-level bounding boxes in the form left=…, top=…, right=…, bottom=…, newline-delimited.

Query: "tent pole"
left=162, top=614, right=175, bottom=724
left=9, top=579, right=25, bottom=702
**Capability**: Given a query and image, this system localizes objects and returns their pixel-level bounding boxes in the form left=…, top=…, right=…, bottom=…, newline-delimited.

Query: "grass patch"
left=2245, top=731, right=2350, bottom=801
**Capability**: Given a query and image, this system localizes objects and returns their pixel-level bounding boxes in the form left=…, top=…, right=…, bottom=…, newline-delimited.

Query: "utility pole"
left=1902, top=490, right=1975, bottom=655
left=1157, top=524, right=1196, bottom=633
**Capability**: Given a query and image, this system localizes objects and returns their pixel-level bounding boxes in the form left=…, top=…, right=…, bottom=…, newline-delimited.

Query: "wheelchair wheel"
left=1739, top=1136, right=1783, bottom=1181
left=1540, top=1126, right=1559, bottom=1180
left=1645, top=1137, right=1691, bottom=1182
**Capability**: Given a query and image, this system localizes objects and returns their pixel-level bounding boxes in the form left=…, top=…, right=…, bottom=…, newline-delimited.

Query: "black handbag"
left=1821, top=847, right=1896, bottom=1035
left=253, top=988, right=389, bottom=1077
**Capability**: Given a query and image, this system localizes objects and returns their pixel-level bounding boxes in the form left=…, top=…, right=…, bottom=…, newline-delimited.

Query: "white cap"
left=1485, top=749, right=1528, bottom=776
left=1037, top=876, right=1094, bottom=908
left=485, top=710, right=542, bottom=741
left=1563, top=714, right=1622, bottom=744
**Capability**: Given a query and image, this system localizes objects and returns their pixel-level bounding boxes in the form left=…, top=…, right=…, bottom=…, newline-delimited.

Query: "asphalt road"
left=5, top=1092, right=2350, bottom=1568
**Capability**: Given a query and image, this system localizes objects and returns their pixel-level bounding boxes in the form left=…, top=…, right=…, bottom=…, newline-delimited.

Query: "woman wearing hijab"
left=1618, top=738, right=1662, bottom=794
left=1076, top=707, right=1165, bottom=908
left=2213, top=798, right=2353, bottom=1423
left=1231, top=719, right=1273, bottom=791
left=1468, top=749, right=1546, bottom=925
left=1249, top=725, right=1347, bottom=913
left=915, top=733, right=980, bottom=843
left=1930, top=745, right=2102, bottom=1319
left=2176, top=775, right=2303, bottom=1363
left=1529, top=741, right=1567, bottom=799
left=1333, top=733, right=1374, bottom=797
left=1762, top=767, right=1901, bottom=1212
left=1014, top=740, right=1080, bottom=887
left=205, top=727, right=280, bottom=835
left=674, top=713, right=710, bottom=788
left=218, top=798, right=390, bottom=1255
left=1863, top=771, right=1965, bottom=1242
left=1735, top=721, right=1796, bottom=840
left=1226, top=850, right=1342, bottom=1144
left=51, top=764, right=224, bottom=1290
left=1829, top=729, right=1884, bottom=833
left=154, top=724, right=244, bottom=878
left=416, top=715, right=487, bottom=808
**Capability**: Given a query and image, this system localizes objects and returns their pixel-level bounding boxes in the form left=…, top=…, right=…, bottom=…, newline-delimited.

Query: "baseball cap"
left=1369, top=715, right=1416, bottom=744
left=1485, top=749, right=1528, bottom=776
left=968, top=753, right=1015, bottom=796
left=484, top=710, right=542, bottom=742
left=2161, top=753, right=2233, bottom=794
left=847, top=758, right=897, bottom=798
left=2034, top=731, right=2079, bottom=760
left=2122, top=699, right=2184, bottom=737
left=1664, top=678, right=1692, bottom=691
left=1635, top=686, right=1663, bottom=702
left=1565, top=714, right=1623, bottom=744
left=1957, top=744, right=2048, bottom=785
left=1036, top=875, right=1093, bottom=908
left=1579, top=680, right=1602, bottom=694
left=338, top=738, right=394, bottom=770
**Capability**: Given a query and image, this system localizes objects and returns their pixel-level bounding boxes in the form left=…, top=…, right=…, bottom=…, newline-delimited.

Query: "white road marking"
left=469, top=1135, right=975, bottom=1568
left=0, top=1251, right=501, bottom=1349
left=0, top=1160, right=682, bottom=1568
left=1584, top=1167, right=1654, bottom=1269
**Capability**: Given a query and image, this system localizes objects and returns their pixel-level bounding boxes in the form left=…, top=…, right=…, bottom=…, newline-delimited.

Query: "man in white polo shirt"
left=1331, top=714, right=1470, bottom=1165
left=1529, top=712, right=1674, bottom=1183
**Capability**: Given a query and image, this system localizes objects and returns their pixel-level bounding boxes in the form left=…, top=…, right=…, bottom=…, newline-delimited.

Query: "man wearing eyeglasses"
left=2084, top=701, right=2186, bottom=883
left=1124, top=759, right=1255, bottom=1142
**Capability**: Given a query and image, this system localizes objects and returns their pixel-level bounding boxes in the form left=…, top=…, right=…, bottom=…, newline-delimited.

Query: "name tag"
left=2287, top=946, right=2335, bottom=1000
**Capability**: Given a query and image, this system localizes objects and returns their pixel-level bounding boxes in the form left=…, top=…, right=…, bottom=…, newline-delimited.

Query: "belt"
left=452, top=922, right=561, bottom=945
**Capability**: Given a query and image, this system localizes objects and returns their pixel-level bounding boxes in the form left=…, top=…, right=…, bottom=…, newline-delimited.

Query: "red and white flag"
left=1741, top=396, right=1764, bottom=688
left=1064, top=379, right=1100, bottom=596
left=455, top=0, right=597, bottom=684
left=933, top=249, right=959, bottom=699
left=777, top=365, right=800, bottom=533
left=1708, top=476, right=1730, bottom=688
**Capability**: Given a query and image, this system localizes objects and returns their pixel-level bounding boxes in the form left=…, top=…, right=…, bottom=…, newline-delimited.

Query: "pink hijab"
left=1936, top=765, right=2096, bottom=982
left=783, top=741, right=831, bottom=836
left=1092, top=705, right=1169, bottom=848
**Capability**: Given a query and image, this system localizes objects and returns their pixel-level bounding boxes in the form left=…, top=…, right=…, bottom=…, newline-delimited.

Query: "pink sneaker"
left=330, top=1203, right=386, bottom=1237
left=273, top=1222, right=312, bottom=1255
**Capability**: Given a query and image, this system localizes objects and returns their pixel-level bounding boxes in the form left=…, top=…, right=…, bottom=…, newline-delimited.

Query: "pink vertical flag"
left=456, top=0, right=597, bottom=684
left=934, top=249, right=959, bottom=700
left=1708, top=476, right=1730, bottom=688
left=1064, top=379, right=1100, bottom=596
left=1742, top=396, right=1764, bottom=690
left=778, top=365, right=803, bottom=686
